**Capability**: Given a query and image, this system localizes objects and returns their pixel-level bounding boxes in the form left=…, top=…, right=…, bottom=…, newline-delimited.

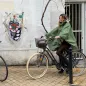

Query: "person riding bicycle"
left=45, top=14, right=78, bottom=74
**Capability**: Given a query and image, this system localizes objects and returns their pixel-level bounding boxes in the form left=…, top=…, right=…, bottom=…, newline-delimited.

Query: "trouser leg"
left=56, top=41, right=70, bottom=68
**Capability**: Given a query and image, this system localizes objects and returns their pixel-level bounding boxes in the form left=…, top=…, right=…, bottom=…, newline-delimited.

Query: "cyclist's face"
left=59, top=16, right=65, bottom=23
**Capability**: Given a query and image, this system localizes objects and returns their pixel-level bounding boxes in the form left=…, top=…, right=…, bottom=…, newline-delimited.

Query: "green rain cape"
left=45, top=22, right=78, bottom=51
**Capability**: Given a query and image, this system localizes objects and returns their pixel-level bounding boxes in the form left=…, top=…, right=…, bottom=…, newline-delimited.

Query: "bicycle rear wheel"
left=72, top=51, right=86, bottom=76
left=26, top=53, right=48, bottom=79
left=0, top=56, right=8, bottom=81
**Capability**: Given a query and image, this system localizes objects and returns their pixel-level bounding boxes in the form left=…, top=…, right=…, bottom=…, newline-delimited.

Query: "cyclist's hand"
left=49, top=36, right=52, bottom=39
left=55, top=36, right=60, bottom=39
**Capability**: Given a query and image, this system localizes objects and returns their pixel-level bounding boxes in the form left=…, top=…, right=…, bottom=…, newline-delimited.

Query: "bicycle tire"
left=72, top=51, right=86, bottom=76
left=0, top=56, right=8, bottom=82
left=26, top=53, right=48, bottom=79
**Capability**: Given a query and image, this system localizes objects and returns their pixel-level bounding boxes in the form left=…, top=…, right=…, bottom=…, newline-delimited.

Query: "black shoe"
left=55, top=63, right=61, bottom=70
left=58, top=68, right=64, bottom=74
left=65, top=69, right=69, bottom=74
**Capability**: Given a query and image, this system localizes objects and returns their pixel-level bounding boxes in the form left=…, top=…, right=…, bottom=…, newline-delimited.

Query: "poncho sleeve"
left=45, top=26, right=58, bottom=39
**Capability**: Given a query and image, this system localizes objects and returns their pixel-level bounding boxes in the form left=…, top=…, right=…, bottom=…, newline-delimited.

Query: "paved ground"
left=0, top=66, right=86, bottom=86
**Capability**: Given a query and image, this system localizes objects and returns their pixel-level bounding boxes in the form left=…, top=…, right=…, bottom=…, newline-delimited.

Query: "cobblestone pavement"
left=0, top=66, right=86, bottom=86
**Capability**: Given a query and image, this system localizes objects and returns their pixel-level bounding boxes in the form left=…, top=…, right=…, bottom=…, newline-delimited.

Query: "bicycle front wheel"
left=0, top=56, right=8, bottom=82
left=72, top=51, right=86, bottom=76
left=26, top=53, right=48, bottom=79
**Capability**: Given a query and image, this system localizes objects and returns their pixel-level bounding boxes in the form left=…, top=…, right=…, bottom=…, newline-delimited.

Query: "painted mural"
left=3, top=12, right=24, bottom=41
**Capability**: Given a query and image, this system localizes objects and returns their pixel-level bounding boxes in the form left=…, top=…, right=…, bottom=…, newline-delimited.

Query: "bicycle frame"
left=42, top=47, right=59, bottom=66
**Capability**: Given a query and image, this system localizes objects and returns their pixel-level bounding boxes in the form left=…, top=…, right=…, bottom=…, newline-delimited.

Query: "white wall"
left=83, top=3, right=86, bottom=55
left=0, top=0, right=65, bottom=65
left=50, top=0, right=65, bottom=29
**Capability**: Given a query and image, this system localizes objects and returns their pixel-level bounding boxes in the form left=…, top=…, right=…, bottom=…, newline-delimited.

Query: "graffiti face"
left=4, top=12, right=24, bottom=41
left=9, top=20, right=21, bottom=41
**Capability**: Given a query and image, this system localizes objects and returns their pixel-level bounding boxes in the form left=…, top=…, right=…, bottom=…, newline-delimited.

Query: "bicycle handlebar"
left=39, top=35, right=63, bottom=44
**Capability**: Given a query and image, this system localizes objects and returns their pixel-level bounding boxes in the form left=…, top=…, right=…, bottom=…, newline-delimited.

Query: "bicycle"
left=26, top=37, right=86, bottom=79
left=0, top=41, right=8, bottom=82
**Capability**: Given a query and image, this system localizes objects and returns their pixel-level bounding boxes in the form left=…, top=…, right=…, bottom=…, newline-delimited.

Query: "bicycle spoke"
left=27, top=53, right=48, bottom=79
left=72, top=51, right=86, bottom=76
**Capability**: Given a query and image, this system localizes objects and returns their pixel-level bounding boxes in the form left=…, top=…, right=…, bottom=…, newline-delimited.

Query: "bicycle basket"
left=35, top=38, right=47, bottom=48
